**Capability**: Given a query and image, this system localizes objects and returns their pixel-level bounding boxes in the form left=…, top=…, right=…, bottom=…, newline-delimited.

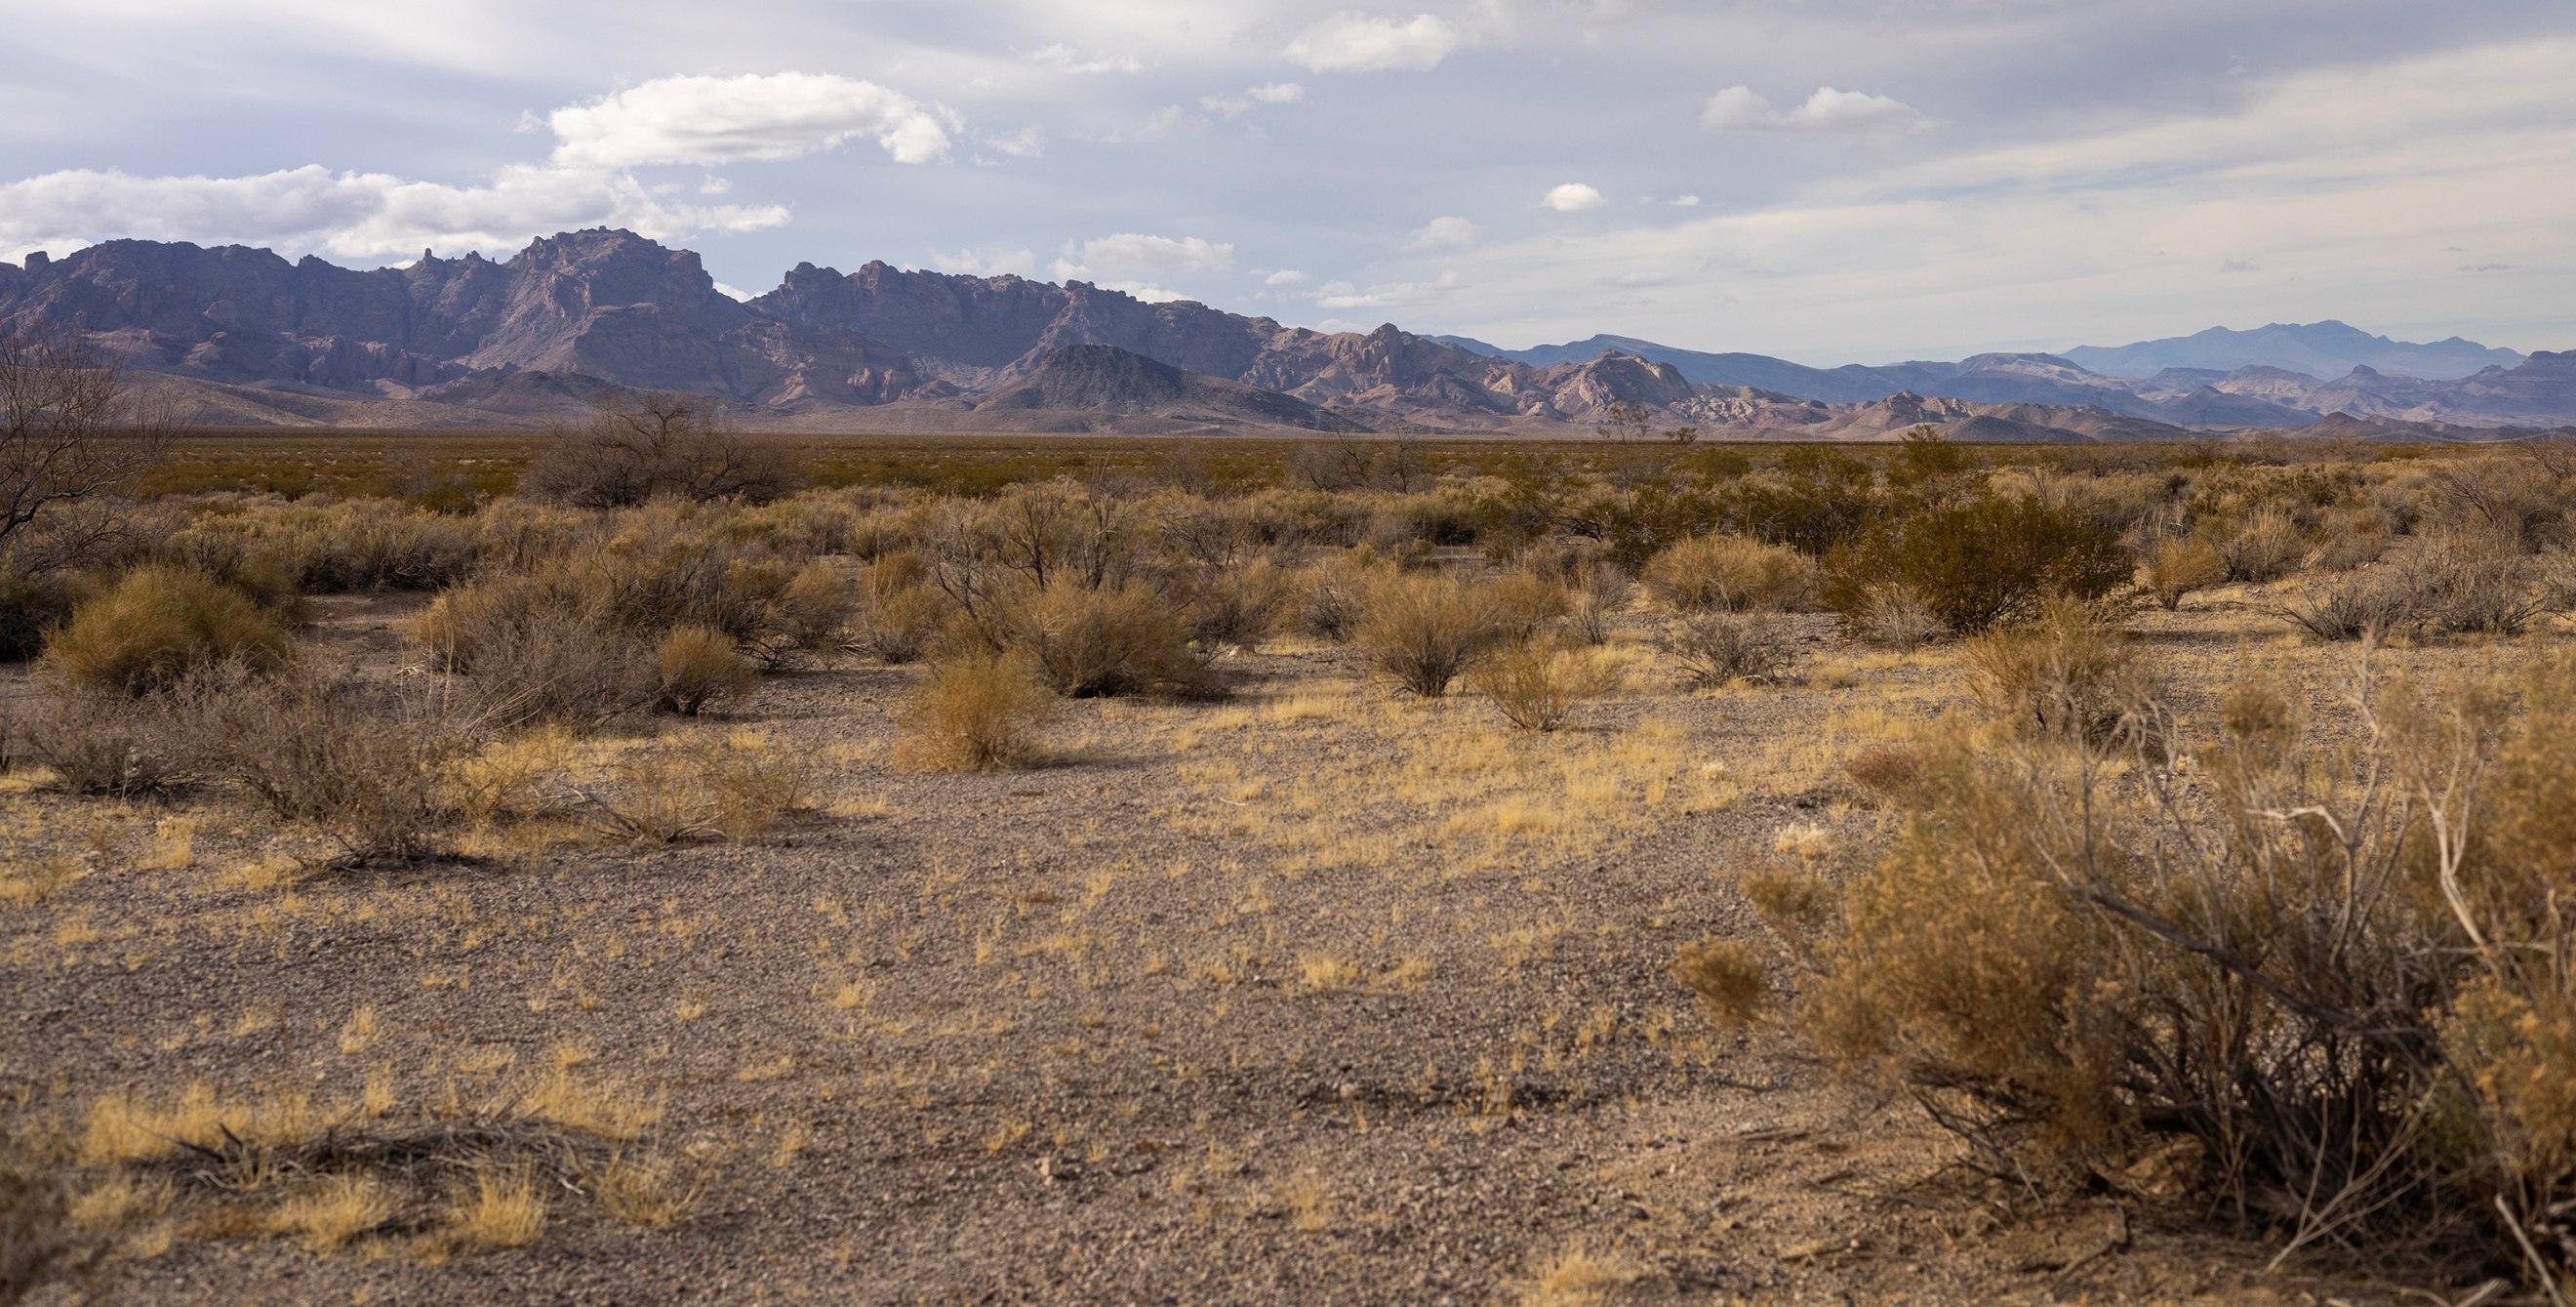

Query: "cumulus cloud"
left=548, top=72, right=953, bottom=167
left=1265, top=269, right=1309, bottom=285
left=1406, top=215, right=1480, bottom=249
left=1286, top=13, right=1470, bottom=73
left=1701, top=85, right=1925, bottom=134
left=0, top=163, right=788, bottom=264
left=1543, top=183, right=1605, bottom=212
left=1204, top=81, right=1309, bottom=119
left=1051, top=232, right=1234, bottom=287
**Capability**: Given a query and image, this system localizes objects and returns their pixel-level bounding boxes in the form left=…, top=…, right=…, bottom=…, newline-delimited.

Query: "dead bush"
left=2143, top=535, right=2227, bottom=611
left=522, top=394, right=797, bottom=509
left=1566, top=557, right=1631, bottom=645
left=653, top=627, right=757, bottom=716
left=1659, top=611, right=1799, bottom=687
left=1639, top=534, right=1815, bottom=612
left=193, top=667, right=467, bottom=863
left=413, top=575, right=654, bottom=729
left=40, top=566, right=293, bottom=695
left=1769, top=658, right=2576, bottom=1282
left=1294, top=549, right=1386, bottom=642
left=1467, top=638, right=1615, bottom=731
left=16, top=682, right=204, bottom=796
left=1183, top=557, right=1292, bottom=650
left=1671, top=937, right=1769, bottom=1027
left=2277, top=566, right=2424, bottom=642
left=2220, top=509, right=2304, bottom=583
left=997, top=582, right=1213, bottom=699
left=1960, top=601, right=2158, bottom=750
left=849, top=583, right=948, bottom=665
left=577, top=732, right=812, bottom=842
left=900, top=652, right=1054, bottom=771
left=1842, top=583, right=1945, bottom=652
left=1353, top=572, right=1509, bottom=697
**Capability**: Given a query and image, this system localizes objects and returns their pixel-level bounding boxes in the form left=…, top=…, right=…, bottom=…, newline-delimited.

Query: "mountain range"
left=3, top=229, right=2569, bottom=439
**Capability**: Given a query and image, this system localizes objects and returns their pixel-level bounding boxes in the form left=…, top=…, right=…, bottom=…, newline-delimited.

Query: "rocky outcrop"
left=976, top=344, right=1364, bottom=431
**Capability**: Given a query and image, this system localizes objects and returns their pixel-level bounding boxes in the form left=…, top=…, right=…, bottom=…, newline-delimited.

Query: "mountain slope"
left=975, top=345, right=1366, bottom=431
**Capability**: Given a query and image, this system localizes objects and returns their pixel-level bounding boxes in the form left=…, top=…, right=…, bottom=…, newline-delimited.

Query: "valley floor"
left=1, top=591, right=2532, bottom=1305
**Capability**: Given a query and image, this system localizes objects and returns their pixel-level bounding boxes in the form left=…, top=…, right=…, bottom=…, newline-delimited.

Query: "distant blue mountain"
left=2061, top=321, right=2521, bottom=381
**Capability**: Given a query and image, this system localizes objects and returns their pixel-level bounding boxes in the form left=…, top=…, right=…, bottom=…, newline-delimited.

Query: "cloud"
left=1543, top=183, right=1605, bottom=212
left=1406, top=215, right=1480, bottom=249
left=1670, top=194, right=1702, bottom=207
left=0, top=163, right=788, bottom=264
left=711, top=281, right=753, bottom=301
left=1248, top=83, right=1307, bottom=104
left=1025, top=44, right=1143, bottom=74
left=1266, top=269, right=1310, bottom=285
left=1051, top=232, right=1234, bottom=284
left=1701, top=85, right=1925, bottom=134
left=1285, top=13, right=1470, bottom=73
left=548, top=72, right=952, bottom=168
left=931, top=246, right=1038, bottom=277
left=1204, top=81, right=1310, bottom=119
left=1314, top=270, right=1459, bottom=309
left=980, top=127, right=1046, bottom=159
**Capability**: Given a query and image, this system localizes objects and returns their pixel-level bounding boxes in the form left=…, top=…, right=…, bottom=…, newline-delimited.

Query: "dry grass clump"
left=653, top=625, right=757, bottom=716
left=1353, top=571, right=1509, bottom=697
left=1639, top=533, right=1815, bottom=612
left=1670, top=936, right=1768, bottom=1027
left=900, top=652, right=1055, bottom=771
left=1468, top=639, right=1616, bottom=731
left=2142, top=535, right=2227, bottom=610
left=2219, top=509, right=2305, bottom=583
left=1658, top=611, right=1800, bottom=687
left=1759, top=657, right=2576, bottom=1285
left=41, top=565, right=292, bottom=694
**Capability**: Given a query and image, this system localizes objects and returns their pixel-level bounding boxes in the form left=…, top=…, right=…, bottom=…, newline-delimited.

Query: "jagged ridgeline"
left=1, top=228, right=2569, bottom=435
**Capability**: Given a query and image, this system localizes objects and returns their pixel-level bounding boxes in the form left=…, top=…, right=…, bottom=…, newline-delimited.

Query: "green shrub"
left=1822, top=495, right=2131, bottom=638
left=41, top=566, right=293, bottom=694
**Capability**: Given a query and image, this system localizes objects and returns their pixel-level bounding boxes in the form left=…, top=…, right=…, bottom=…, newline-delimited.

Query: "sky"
left=2, top=0, right=2570, bottom=364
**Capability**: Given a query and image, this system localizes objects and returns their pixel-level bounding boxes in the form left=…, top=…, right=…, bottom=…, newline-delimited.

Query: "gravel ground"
left=0, top=591, right=2519, bottom=1305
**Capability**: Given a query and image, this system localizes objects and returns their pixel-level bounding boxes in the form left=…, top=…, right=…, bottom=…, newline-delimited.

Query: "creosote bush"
left=900, top=652, right=1055, bottom=771
left=41, top=566, right=293, bottom=694
left=1659, top=611, right=1800, bottom=687
left=1824, top=494, right=2131, bottom=640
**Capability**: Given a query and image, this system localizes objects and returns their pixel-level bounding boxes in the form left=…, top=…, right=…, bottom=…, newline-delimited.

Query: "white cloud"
left=981, top=127, right=1046, bottom=158
left=548, top=72, right=952, bottom=168
left=930, top=246, right=1038, bottom=277
left=1204, top=81, right=1308, bottom=119
left=0, top=163, right=788, bottom=264
left=1025, top=44, right=1143, bottom=74
left=1249, top=82, right=1307, bottom=104
left=1543, top=183, right=1605, bottom=212
left=712, top=280, right=753, bottom=301
left=1314, top=269, right=1460, bottom=309
left=1051, top=232, right=1234, bottom=284
left=1286, top=13, right=1470, bottom=73
left=1406, top=215, right=1480, bottom=249
left=1671, top=194, right=1702, bottom=207
left=1701, top=85, right=1926, bottom=134
left=1266, top=269, right=1309, bottom=285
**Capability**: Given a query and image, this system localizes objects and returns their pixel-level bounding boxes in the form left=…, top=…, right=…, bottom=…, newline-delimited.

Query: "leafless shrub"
left=1843, top=583, right=1945, bottom=652
left=192, top=666, right=468, bottom=863
left=1182, top=556, right=1292, bottom=650
left=17, top=681, right=206, bottom=796
left=1961, top=601, right=2160, bottom=751
left=1, top=324, right=170, bottom=558
left=2221, top=509, right=2305, bottom=584
left=2277, top=567, right=2427, bottom=642
left=1659, top=611, right=1799, bottom=687
left=1467, top=638, right=1616, bottom=731
left=522, top=394, right=796, bottom=509
left=576, top=732, right=812, bottom=843
left=993, top=581, right=1213, bottom=699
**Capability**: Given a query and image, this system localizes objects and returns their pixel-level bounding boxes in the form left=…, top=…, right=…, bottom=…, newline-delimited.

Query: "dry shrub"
left=41, top=566, right=292, bottom=694
left=849, top=552, right=947, bottom=664
left=900, top=652, right=1054, bottom=771
left=1485, top=570, right=1574, bottom=642
left=1671, top=937, right=1768, bottom=1027
left=2144, top=535, right=2227, bottom=610
left=580, top=732, right=812, bottom=842
left=1468, top=639, right=1615, bottom=731
left=653, top=626, right=756, bottom=716
left=0, top=1129, right=67, bottom=1303
left=2221, top=509, right=2305, bottom=583
left=522, top=394, right=797, bottom=509
left=2277, top=566, right=2424, bottom=643
left=997, top=582, right=1212, bottom=698
left=1354, top=572, right=1509, bottom=697
left=1960, top=601, right=2157, bottom=750
left=1773, top=658, right=2576, bottom=1282
left=1640, top=534, right=1815, bottom=612
left=414, top=577, right=653, bottom=729
left=194, top=667, right=466, bottom=863
left=1183, top=557, right=1292, bottom=649
left=2310, top=507, right=2393, bottom=572
left=17, top=683, right=202, bottom=796
left=1295, top=549, right=1385, bottom=642
left=1842, top=583, right=1945, bottom=652
left=1566, top=557, right=1631, bottom=645
left=2276, top=534, right=2541, bottom=642
left=1659, top=611, right=1799, bottom=687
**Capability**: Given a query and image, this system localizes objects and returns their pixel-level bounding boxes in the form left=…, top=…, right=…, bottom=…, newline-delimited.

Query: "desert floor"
left=2, top=586, right=2536, bottom=1305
